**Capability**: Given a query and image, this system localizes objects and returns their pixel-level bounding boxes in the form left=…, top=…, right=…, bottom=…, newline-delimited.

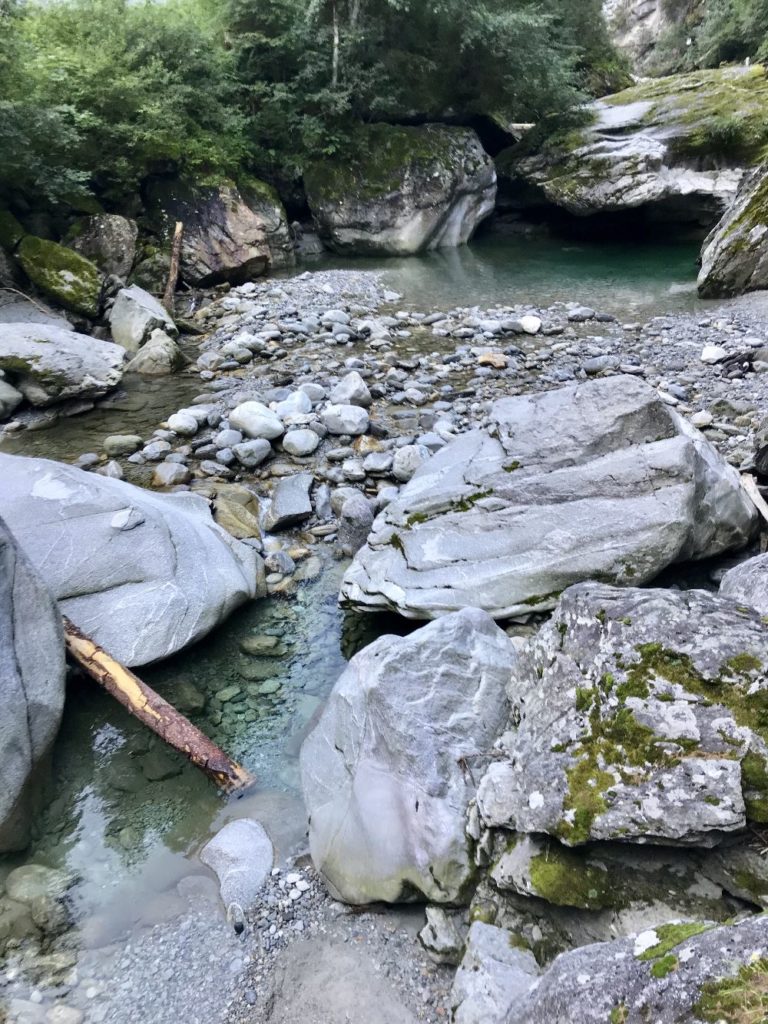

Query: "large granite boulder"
left=477, top=583, right=768, bottom=846
left=16, top=236, right=103, bottom=317
left=67, top=214, right=138, bottom=279
left=451, top=922, right=539, bottom=1024
left=108, top=285, right=177, bottom=354
left=498, top=66, right=768, bottom=228
left=0, top=453, right=265, bottom=667
left=698, top=161, right=768, bottom=297
left=341, top=376, right=756, bottom=620
left=0, top=323, right=125, bottom=409
left=509, top=914, right=768, bottom=1024
left=145, top=177, right=294, bottom=286
left=0, top=517, right=66, bottom=852
left=304, top=124, right=496, bottom=256
left=300, top=608, right=514, bottom=904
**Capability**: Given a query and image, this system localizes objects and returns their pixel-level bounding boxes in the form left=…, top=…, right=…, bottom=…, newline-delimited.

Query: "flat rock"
left=720, top=552, right=768, bottom=615
left=340, top=376, right=756, bottom=619
left=264, top=474, right=313, bottom=532
left=300, top=608, right=514, bottom=904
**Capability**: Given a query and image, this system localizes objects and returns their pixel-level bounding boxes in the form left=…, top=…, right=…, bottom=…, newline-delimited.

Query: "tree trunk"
left=163, top=221, right=184, bottom=315
left=331, top=0, right=340, bottom=88
left=63, top=617, right=254, bottom=794
left=349, top=0, right=361, bottom=29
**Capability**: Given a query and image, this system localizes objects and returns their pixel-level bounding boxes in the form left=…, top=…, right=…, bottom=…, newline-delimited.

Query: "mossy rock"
left=16, top=236, right=103, bottom=318
left=0, top=210, right=25, bottom=252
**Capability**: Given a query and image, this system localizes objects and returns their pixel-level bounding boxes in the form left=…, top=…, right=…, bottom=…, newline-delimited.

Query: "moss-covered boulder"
left=507, top=915, right=768, bottom=1024
left=304, top=124, right=496, bottom=256
left=16, top=236, right=103, bottom=318
left=499, top=65, right=768, bottom=228
left=697, top=162, right=768, bottom=297
left=0, top=210, right=26, bottom=252
left=144, top=177, right=294, bottom=286
left=477, top=582, right=768, bottom=847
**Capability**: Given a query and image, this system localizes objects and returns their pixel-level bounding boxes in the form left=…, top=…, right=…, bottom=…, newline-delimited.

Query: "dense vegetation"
left=643, top=0, right=768, bottom=74
left=0, top=0, right=625, bottom=210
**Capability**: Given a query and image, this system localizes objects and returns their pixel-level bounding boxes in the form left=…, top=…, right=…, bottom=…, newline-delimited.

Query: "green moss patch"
left=637, top=922, right=711, bottom=961
left=695, top=957, right=768, bottom=1023
left=17, top=236, right=102, bottom=317
left=528, top=845, right=615, bottom=910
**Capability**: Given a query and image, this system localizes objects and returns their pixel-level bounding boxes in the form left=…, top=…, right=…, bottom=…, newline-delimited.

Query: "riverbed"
left=0, top=233, right=714, bottom=1021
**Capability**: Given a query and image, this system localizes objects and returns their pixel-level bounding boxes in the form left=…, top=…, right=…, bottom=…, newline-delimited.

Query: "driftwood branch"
left=63, top=616, right=254, bottom=794
left=163, top=220, right=184, bottom=315
left=742, top=473, right=768, bottom=526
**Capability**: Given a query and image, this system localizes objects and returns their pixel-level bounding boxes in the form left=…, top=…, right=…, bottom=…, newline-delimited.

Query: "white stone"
left=230, top=401, right=285, bottom=440
left=322, top=404, right=369, bottom=436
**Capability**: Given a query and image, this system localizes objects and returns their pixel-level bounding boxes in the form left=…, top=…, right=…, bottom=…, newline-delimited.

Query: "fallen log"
left=63, top=616, right=254, bottom=794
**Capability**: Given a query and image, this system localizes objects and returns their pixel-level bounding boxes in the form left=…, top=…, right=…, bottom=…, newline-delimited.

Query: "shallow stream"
left=0, top=233, right=708, bottom=1015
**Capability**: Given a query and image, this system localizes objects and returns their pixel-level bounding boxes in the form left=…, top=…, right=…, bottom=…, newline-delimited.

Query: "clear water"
left=0, top=232, right=706, bottom=1008
left=307, top=233, right=704, bottom=317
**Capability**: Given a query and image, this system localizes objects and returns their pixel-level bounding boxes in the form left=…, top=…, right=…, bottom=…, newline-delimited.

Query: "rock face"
left=67, top=214, right=138, bottom=279
left=109, top=285, right=177, bottom=354
left=698, top=162, right=768, bottom=297
left=304, top=124, right=496, bottom=256
left=0, top=453, right=264, bottom=667
left=510, top=915, right=768, bottom=1024
left=300, top=609, right=514, bottom=904
left=604, top=0, right=704, bottom=73
left=477, top=583, right=768, bottom=846
left=0, top=517, right=66, bottom=853
left=499, top=66, right=768, bottom=228
left=0, top=323, right=125, bottom=408
left=146, top=178, right=294, bottom=286
left=341, top=376, right=756, bottom=620
left=16, top=236, right=103, bottom=317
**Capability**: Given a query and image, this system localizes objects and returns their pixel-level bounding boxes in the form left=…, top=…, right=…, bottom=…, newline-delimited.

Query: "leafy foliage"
left=0, top=0, right=623, bottom=208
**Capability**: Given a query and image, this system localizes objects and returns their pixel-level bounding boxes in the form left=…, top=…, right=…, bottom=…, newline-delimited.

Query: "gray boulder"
left=145, top=178, right=294, bottom=286
left=109, top=285, right=177, bottom=354
left=264, top=474, right=313, bottom=532
left=477, top=582, right=768, bottom=846
left=68, top=214, right=138, bottom=279
left=229, top=401, right=284, bottom=441
left=300, top=608, right=514, bottom=904
left=0, top=453, right=264, bottom=667
left=305, top=124, right=496, bottom=256
left=340, top=376, right=756, bottom=619
left=125, top=328, right=182, bottom=375
left=451, top=922, right=539, bottom=1024
left=200, top=818, right=274, bottom=913
left=699, top=162, right=768, bottom=298
left=0, top=289, right=69, bottom=328
left=721, top=552, right=768, bottom=615
left=0, top=323, right=125, bottom=407
left=0, top=378, right=23, bottom=419
left=329, top=371, right=372, bottom=408
left=338, top=493, right=375, bottom=557
left=510, top=914, right=768, bottom=1024
left=0, top=517, right=66, bottom=852
left=498, top=66, right=766, bottom=227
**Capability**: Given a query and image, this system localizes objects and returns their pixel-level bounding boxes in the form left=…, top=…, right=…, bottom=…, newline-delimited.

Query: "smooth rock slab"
left=300, top=608, right=514, bottom=904
left=0, top=324, right=125, bottom=407
left=0, top=453, right=264, bottom=667
left=0, top=518, right=65, bottom=852
left=341, top=376, right=756, bottom=619
left=477, top=582, right=768, bottom=846
left=200, top=819, right=273, bottom=912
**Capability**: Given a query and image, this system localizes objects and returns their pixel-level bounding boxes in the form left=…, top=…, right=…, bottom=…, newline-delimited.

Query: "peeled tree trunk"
left=63, top=617, right=254, bottom=794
